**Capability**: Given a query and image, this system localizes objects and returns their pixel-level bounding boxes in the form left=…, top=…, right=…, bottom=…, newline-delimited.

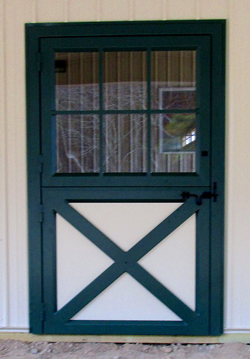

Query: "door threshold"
left=0, top=332, right=250, bottom=344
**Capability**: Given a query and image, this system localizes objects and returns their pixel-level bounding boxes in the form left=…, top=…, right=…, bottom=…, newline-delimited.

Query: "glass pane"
left=56, top=115, right=99, bottom=173
left=151, top=114, right=196, bottom=173
left=151, top=51, right=196, bottom=110
left=103, top=51, right=147, bottom=110
left=103, top=114, right=147, bottom=173
left=55, top=52, right=99, bottom=111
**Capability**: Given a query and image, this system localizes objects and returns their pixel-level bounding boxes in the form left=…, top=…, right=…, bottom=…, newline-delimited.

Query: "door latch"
left=182, top=183, right=218, bottom=205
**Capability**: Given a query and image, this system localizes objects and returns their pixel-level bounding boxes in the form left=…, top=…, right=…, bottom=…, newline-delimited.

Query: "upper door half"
left=40, top=35, right=211, bottom=187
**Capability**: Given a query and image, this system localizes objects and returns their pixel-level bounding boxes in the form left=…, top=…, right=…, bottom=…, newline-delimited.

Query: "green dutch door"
left=26, top=21, right=225, bottom=336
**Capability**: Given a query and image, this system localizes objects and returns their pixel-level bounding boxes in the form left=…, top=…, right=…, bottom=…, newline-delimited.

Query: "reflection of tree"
left=158, top=113, right=196, bottom=153
left=164, top=113, right=195, bottom=137
left=56, top=115, right=99, bottom=173
left=56, top=83, right=196, bottom=174
left=151, top=113, right=196, bottom=173
left=103, top=115, right=147, bottom=173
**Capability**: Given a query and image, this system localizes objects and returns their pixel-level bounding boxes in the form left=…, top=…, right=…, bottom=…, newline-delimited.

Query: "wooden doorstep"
left=0, top=333, right=250, bottom=344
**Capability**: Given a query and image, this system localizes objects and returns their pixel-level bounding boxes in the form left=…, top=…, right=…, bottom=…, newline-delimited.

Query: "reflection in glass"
left=103, top=115, right=147, bottom=173
left=151, top=114, right=196, bottom=173
left=54, top=50, right=198, bottom=175
left=103, top=51, right=147, bottom=110
left=55, top=52, right=99, bottom=111
left=56, top=115, right=99, bottom=173
left=151, top=51, right=196, bottom=109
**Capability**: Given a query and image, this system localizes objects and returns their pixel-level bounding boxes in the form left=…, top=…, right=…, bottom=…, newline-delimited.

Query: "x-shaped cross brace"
left=53, top=199, right=198, bottom=325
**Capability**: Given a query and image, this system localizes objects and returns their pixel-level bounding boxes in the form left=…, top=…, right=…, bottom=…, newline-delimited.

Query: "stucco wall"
left=0, top=0, right=250, bottom=333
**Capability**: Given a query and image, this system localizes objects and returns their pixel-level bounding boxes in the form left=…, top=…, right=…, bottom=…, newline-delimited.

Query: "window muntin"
left=54, top=50, right=197, bottom=174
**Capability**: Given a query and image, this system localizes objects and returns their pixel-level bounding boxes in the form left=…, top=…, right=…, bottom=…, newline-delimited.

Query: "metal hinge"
left=37, top=52, right=42, bottom=72
left=39, top=154, right=44, bottom=173
left=182, top=182, right=218, bottom=205
left=40, top=303, right=46, bottom=322
left=39, top=204, right=44, bottom=223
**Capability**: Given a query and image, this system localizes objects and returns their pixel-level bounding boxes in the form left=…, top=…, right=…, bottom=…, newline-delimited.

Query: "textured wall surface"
left=0, top=0, right=249, bottom=332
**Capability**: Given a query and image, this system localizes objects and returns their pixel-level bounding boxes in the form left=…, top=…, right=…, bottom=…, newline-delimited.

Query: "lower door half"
left=42, top=187, right=210, bottom=335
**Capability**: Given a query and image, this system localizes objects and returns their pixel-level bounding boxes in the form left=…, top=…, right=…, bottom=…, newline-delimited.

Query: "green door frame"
left=26, top=20, right=225, bottom=335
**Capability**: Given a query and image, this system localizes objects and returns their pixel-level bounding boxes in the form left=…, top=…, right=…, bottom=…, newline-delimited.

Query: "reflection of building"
left=55, top=50, right=197, bottom=174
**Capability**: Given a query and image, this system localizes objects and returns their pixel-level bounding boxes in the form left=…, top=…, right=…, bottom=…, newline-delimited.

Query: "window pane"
left=151, top=114, right=196, bottom=173
left=103, top=51, right=147, bottom=110
left=103, top=114, right=147, bottom=173
left=151, top=51, right=196, bottom=110
left=56, top=115, right=99, bottom=173
left=55, top=52, right=99, bottom=111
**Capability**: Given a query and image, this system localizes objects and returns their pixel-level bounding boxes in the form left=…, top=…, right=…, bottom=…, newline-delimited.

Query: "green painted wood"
left=54, top=263, right=125, bottom=324
left=126, top=200, right=197, bottom=261
left=52, top=109, right=198, bottom=115
left=54, top=201, right=125, bottom=260
left=41, top=190, right=209, bottom=334
left=26, top=25, right=44, bottom=335
left=26, top=20, right=225, bottom=336
left=127, top=263, right=198, bottom=324
left=26, top=20, right=225, bottom=38
left=40, top=34, right=210, bottom=187
left=209, top=22, right=226, bottom=335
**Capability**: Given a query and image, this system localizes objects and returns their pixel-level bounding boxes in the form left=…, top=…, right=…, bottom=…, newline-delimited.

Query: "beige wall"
left=0, top=0, right=250, bottom=332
